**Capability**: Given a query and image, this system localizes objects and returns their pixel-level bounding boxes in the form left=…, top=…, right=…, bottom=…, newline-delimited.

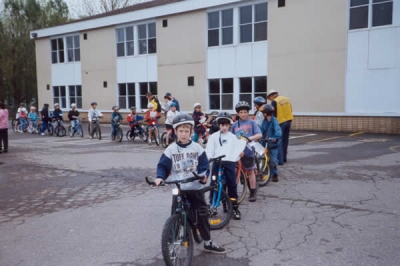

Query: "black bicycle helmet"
left=91, top=102, right=97, bottom=106
left=173, top=114, right=194, bottom=129
left=253, top=96, right=266, bottom=105
left=216, top=112, right=233, bottom=125
left=260, top=104, right=274, bottom=115
left=112, top=105, right=119, bottom=110
left=209, top=111, right=219, bottom=117
left=130, top=106, right=136, bottom=110
left=44, top=103, right=49, bottom=107
left=235, top=101, right=251, bottom=113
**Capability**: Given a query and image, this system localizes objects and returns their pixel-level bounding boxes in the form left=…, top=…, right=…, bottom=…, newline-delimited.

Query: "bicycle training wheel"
left=202, top=186, right=232, bottom=230
left=161, top=214, right=193, bottom=266
left=161, top=132, right=168, bottom=148
left=236, top=164, right=247, bottom=204
left=258, top=155, right=271, bottom=187
left=116, top=128, right=123, bottom=142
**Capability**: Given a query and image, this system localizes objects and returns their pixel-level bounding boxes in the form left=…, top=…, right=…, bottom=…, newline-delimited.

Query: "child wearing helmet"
left=126, top=106, right=144, bottom=140
left=231, top=101, right=262, bottom=202
left=205, top=112, right=246, bottom=220
left=18, top=107, right=28, bottom=133
left=145, top=103, right=161, bottom=144
left=253, top=96, right=266, bottom=127
left=40, top=103, right=51, bottom=135
left=68, top=103, right=81, bottom=137
left=192, top=103, right=207, bottom=144
left=28, top=106, right=39, bottom=133
left=154, top=114, right=226, bottom=254
left=88, top=102, right=103, bottom=139
left=52, top=103, right=64, bottom=129
left=206, top=111, right=220, bottom=135
left=260, top=104, right=282, bottom=182
left=111, top=106, right=123, bottom=141
left=165, top=102, right=180, bottom=145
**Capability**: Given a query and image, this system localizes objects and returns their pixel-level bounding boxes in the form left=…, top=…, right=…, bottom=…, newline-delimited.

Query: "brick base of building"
left=292, top=116, right=400, bottom=134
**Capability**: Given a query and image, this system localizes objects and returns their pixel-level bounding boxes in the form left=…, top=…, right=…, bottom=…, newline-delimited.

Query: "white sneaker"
left=41, top=133, right=45, bottom=136
left=148, top=139, right=151, bottom=144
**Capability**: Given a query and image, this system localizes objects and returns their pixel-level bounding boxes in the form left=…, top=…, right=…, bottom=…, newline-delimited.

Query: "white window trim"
left=65, top=35, right=81, bottom=63
left=117, top=83, right=136, bottom=110
left=208, top=78, right=235, bottom=112
left=207, top=8, right=235, bottom=47
left=348, top=0, right=394, bottom=31
left=50, top=37, right=65, bottom=64
left=53, top=85, right=82, bottom=109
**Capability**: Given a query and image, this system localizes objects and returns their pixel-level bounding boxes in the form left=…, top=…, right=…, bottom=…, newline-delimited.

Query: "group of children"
left=154, top=99, right=282, bottom=254
left=15, top=103, right=39, bottom=133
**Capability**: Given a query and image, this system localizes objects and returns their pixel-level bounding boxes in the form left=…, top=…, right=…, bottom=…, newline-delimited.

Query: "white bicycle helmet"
left=54, top=103, right=60, bottom=107
left=71, top=103, right=76, bottom=108
left=193, top=102, right=201, bottom=109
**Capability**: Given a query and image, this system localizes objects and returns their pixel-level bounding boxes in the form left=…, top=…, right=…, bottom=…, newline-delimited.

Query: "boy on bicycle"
left=126, top=106, right=144, bottom=140
left=260, top=104, right=282, bottom=182
left=28, top=106, right=39, bottom=133
left=111, top=106, right=123, bottom=140
left=88, top=102, right=103, bottom=139
left=144, top=103, right=160, bottom=144
left=205, top=112, right=245, bottom=220
left=68, top=103, right=81, bottom=137
left=40, top=103, right=51, bottom=136
left=52, top=103, right=64, bottom=128
left=231, top=101, right=262, bottom=202
left=165, top=102, right=180, bottom=145
left=154, top=114, right=225, bottom=254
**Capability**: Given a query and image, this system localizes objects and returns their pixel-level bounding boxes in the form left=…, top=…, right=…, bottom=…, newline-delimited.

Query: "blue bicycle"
left=205, top=155, right=233, bottom=230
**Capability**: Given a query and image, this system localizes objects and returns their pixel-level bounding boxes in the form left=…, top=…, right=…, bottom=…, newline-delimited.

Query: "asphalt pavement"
left=0, top=124, right=399, bottom=266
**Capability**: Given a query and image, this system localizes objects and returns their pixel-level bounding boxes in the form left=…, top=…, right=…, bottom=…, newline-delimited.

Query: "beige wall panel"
left=80, top=27, right=117, bottom=109
left=158, top=63, right=206, bottom=112
left=268, top=0, right=347, bottom=113
left=35, top=38, right=52, bottom=108
left=157, top=10, right=207, bottom=110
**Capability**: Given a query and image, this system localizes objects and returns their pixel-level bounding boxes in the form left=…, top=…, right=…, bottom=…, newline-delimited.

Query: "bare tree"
left=71, top=0, right=151, bottom=18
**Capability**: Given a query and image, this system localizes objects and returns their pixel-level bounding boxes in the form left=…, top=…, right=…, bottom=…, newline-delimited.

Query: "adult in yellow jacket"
left=267, top=90, right=293, bottom=164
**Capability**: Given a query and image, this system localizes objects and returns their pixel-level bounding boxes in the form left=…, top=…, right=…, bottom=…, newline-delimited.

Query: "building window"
left=51, top=38, right=64, bottom=64
left=116, top=26, right=134, bottom=57
left=139, top=82, right=158, bottom=109
left=208, top=78, right=233, bottom=110
left=138, top=22, right=157, bottom=55
left=53, top=86, right=66, bottom=108
left=69, top=85, right=82, bottom=108
left=240, top=3, right=268, bottom=43
left=66, top=35, right=80, bottom=62
left=207, top=9, right=234, bottom=47
left=239, top=76, right=267, bottom=109
left=118, top=83, right=136, bottom=109
left=349, top=0, right=393, bottom=30
left=372, top=0, right=393, bottom=27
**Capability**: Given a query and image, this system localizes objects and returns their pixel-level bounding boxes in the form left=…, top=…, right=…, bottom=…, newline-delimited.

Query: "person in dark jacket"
left=52, top=103, right=64, bottom=129
left=68, top=103, right=81, bottom=137
left=40, top=103, right=51, bottom=135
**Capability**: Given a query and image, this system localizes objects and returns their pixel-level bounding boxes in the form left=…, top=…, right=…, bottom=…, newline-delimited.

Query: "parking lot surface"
left=0, top=124, right=399, bottom=266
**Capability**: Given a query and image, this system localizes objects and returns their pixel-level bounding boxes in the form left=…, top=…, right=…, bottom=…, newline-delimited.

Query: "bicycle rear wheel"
left=12, top=119, right=18, bottom=132
left=153, top=131, right=160, bottom=146
left=236, top=164, right=247, bottom=204
left=116, top=128, right=123, bottom=142
left=258, top=155, right=271, bottom=187
left=202, top=186, right=232, bottom=230
left=161, top=132, right=168, bottom=148
left=161, top=214, right=193, bottom=266
left=96, top=125, right=102, bottom=140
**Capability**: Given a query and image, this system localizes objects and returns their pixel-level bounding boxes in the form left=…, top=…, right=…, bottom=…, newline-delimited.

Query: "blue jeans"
left=111, top=124, right=116, bottom=138
left=19, top=118, right=28, bottom=131
left=269, top=145, right=279, bottom=177
left=278, top=121, right=292, bottom=163
left=41, top=120, right=49, bottom=134
left=70, top=120, right=81, bottom=135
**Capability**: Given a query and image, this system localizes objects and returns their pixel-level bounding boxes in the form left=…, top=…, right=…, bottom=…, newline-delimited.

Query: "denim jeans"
left=70, top=120, right=81, bottom=135
left=211, top=161, right=238, bottom=200
left=111, top=124, right=116, bottom=138
left=29, top=121, right=38, bottom=132
left=41, top=120, right=48, bottom=134
left=269, top=145, right=279, bottom=177
left=19, top=118, right=28, bottom=131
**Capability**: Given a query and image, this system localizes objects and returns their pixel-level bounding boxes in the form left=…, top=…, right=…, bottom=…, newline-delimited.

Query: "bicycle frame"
left=210, top=164, right=224, bottom=208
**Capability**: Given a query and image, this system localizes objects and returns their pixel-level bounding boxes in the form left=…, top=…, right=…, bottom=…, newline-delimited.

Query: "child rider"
left=111, top=106, right=123, bottom=140
left=154, top=114, right=226, bottom=254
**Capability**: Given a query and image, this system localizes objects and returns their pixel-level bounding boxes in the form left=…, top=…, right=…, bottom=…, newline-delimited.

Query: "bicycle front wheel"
left=202, top=186, right=232, bottom=230
left=161, top=214, right=193, bottom=266
left=258, top=155, right=271, bottom=187
left=116, top=128, right=123, bottom=142
left=96, top=125, right=102, bottom=140
left=161, top=132, right=168, bottom=148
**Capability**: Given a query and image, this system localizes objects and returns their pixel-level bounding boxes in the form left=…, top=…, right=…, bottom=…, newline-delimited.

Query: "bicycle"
left=68, top=118, right=84, bottom=138
left=28, top=121, right=40, bottom=134
left=53, top=118, right=66, bottom=137
left=145, top=173, right=205, bottom=266
left=40, top=119, right=54, bottom=135
left=11, top=118, right=19, bottom=132
left=88, top=118, right=102, bottom=140
left=161, top=130, right=176, bottom=148
left=205, top=155, right=233, bottom=230
left=112, top=122, right=123, bottom=142
left=145, top=121, right=160, bottom=146
left=253, top=139, right=272, bottom=187
left=126, top=121, right=148, bottom=142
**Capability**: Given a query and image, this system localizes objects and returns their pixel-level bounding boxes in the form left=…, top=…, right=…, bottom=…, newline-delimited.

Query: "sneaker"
left=204, top=241, right=226, bottom=254
left=41, top=133, right=45, bottom=136
left=272, top=175, right=279, bottom=182
left=232, top=209, right=241, bottom=220
left=148, top=139, right=151, bottom=144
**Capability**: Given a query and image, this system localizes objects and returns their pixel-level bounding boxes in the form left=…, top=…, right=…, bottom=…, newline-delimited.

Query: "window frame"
left=68, top=85, right=82, bottom=108
left=116, top=25, right=134, bottom=57
left=52, top=86, right=67, bottom=109
left=138, top=22, right=157, bottom=55
left=139, top=81, right=158, bottom=109
left=66, top=35, right=81, bottom=62
left=118, top=83, right=136, bottom=110
left=207, top=8, right=234, bottom=47
left=239, top=76, right=267, bottom=110
left=208, top=78, right=234, bottom=111
left=349, top=0, right=393, bottom=30
left=239, top=3, right=268, bottom=43
left=50, top=37, right=65, bottom=64
left=53, top=85, right=83, bottom=109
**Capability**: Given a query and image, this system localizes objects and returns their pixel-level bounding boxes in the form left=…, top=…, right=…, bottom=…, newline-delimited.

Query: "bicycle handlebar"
left=209, top=155, right=226, bottom=163
left=145, top=172, right=204, bottom=186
